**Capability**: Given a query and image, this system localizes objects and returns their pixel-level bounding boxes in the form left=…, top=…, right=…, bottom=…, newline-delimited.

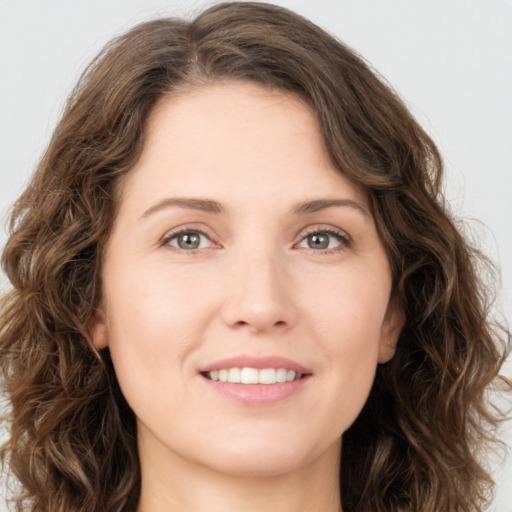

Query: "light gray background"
left=1, top=1, right=511, bottom=510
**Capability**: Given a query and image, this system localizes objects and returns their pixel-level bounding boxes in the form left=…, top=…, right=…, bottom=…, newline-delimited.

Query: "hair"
left=0, top=2, right=510, bottom=511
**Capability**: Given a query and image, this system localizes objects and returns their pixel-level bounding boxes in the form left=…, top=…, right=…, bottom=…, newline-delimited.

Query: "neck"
left=136, top=435, right=343, bottom=512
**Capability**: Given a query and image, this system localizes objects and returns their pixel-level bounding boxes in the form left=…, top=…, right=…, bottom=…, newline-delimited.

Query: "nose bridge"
left=221, top=239, right=296, bottom=332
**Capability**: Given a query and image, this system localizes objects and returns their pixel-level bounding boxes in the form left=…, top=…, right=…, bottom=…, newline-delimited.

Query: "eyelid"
left=294, top=224, right=352, bottom=252
left=160, top=226, right=218, bottom=251
left=158, top=223, right=352, bottom=253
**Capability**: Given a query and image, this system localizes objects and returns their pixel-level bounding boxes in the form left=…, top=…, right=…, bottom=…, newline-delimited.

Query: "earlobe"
left=378, top=302, right=405, bottom=364
left=89, top=307, right=109, bottom=350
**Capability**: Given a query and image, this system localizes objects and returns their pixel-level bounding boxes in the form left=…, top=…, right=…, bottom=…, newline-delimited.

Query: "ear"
left=89, top=306, right=109, bottom=350
left=378, top=300, right=405, bottom=364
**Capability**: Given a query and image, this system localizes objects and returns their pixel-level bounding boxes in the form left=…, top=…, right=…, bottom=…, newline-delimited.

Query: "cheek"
left=305, top=263, right=390, bottom=344
left=303, top=266, right=390, bottom=417
left=106, top=260, right=216, bottom=339
left=102, top=264, right=218, bottom=399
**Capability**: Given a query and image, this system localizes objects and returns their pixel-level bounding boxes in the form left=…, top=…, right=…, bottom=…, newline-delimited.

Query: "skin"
left=91, top=82, right=403, bottom=512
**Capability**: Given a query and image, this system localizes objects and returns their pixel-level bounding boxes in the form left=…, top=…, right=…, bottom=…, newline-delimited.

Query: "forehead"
left=118, top=81, right=368, bottom=213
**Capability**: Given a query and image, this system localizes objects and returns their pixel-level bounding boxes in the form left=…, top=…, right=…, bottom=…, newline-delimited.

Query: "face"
left=92, top=82, right=402, bottom=478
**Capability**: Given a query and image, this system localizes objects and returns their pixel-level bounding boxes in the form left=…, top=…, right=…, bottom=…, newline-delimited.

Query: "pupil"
left=179, top=232, right=200, bottom=249
left=309, top=233, right=329, bottom=249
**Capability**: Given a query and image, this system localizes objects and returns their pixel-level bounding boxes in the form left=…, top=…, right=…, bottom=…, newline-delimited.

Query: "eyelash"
left=160, top=226, right=352, bottom=254
left=160, top=228, right=213, bottom=251
left=297, top=226, right=352, bottom=254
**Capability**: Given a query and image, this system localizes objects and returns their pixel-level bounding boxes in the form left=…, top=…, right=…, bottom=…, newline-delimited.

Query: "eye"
left=163, top=229, right=213, bottom=251
left=296, top=228, right=351, bottom=252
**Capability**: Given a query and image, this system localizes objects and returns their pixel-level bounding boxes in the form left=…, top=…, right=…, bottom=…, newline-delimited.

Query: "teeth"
left=206, top=367, right=302, bottom=384
left=241, top=367, right=259, bottom=384
left=276, top=368, right=287, bottom=383
left=228, top=367, right=241, bottom=383
left=259, top=368, right=276, bottom=384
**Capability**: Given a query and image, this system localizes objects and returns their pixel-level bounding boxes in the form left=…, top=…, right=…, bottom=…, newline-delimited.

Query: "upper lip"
left=198, top=355, right=312, bottom=374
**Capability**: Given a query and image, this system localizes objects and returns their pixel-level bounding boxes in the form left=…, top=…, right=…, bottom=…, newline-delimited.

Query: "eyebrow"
left=141, top=197, right=225, bottom=218
left=292, top=198, right=370, bottom=217
left=140, top=196, right=370, bottom=219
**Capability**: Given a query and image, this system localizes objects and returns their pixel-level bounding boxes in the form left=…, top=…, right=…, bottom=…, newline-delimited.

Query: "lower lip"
left=200, top=375, right=311, bottom=406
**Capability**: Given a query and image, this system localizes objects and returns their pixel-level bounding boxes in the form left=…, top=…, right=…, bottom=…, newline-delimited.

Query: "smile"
left=204, top=367, right=303, bottom=384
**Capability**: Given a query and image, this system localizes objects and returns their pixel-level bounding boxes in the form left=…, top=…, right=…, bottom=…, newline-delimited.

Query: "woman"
left=0, top=2, right=509, bottom=511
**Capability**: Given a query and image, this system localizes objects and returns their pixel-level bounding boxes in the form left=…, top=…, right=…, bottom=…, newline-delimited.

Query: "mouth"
left=198, top=356, right=312, bottom=405
left=201, top=367, right=306, bottom=384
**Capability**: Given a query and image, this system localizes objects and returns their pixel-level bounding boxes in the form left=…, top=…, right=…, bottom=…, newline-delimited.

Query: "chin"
left=187, top=432, right=341, bottom=478
left=201, top=449, right=312, bottom=478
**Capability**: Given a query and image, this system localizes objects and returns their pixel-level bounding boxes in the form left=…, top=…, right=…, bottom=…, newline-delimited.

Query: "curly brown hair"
left=1, top=2, right=510, bottom=511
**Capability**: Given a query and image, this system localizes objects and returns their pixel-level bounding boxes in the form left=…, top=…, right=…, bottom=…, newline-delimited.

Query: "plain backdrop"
left=1, top=0, right=511, bottom=510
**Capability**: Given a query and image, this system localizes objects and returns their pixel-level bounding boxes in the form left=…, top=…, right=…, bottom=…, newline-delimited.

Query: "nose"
left=220, top=249, right=298, bottom=334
